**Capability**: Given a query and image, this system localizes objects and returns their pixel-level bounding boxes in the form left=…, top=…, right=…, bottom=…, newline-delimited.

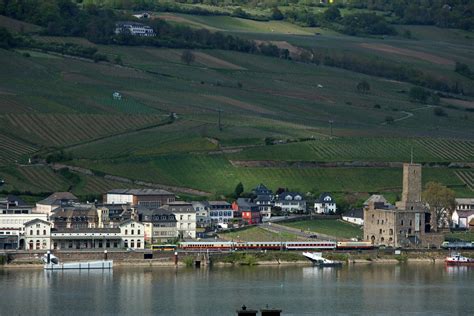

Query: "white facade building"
left=165, top=202, right=196, bottom=239
left=314, top=193, right=336, bottom=214
left=24, top=219, right=51, bottom=250
left=274, top=192, right=306, bottom=213
left=452, top=210, right=474, bottom=229
left=119, top=220, right=145, bottom=249
left=0, top=212, right=48, bottom=249
left=115, top=22, right=155, bottom=36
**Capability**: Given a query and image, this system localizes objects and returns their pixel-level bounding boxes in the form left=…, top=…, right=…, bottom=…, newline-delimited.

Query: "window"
left=138, top=230, right=140, bottom=235
left=409, top=220, right=412, bottom=226
left=43, top=230, right=46, bottom=235
left=124, top=240, right=128, bottom=248
left=131, top=230, right=134, bottom=235
left=36, top=230, right=40, bottom=235
left=125, top=229, right=128, bottom=235
left=30, top=230, right=33, bottom=235
left=137, top=240, right=141, bottom=248
left=401, top=220, right=404, bottom=226
left=36, top=240, right=40, bottom=249
left=389, top=229, right=393, bottom=235
left=131, top=240, right=135, bottom=248
left=29, top=241, right=33, bottom=249
left=379, top=229, right=382, bottom=234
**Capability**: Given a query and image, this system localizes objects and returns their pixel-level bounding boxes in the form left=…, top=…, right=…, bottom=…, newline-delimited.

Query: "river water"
left=0, top=264, right=473, bottom=315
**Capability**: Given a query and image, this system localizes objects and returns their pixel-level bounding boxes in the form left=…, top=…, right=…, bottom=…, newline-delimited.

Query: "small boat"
left=302, top=252, right=342, bottom=267
left=445, top=253, right=474, bottom=266
left=42, top=252, right=113, bottom=270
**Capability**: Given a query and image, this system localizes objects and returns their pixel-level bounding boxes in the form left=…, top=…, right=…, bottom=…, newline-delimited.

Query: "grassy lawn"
left=219, top=226, right=300, bottom=242
left=445, top=231, right=474, bottom=242
left=281, top=219, right=363, bottom=240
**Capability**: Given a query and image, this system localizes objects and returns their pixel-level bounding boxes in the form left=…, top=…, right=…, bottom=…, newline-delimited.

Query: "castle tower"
left=396, top=163, right=423, bottom=211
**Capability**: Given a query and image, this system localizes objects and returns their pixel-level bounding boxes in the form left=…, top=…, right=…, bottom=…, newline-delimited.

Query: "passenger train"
left=178, top=241, right=374, bottom=251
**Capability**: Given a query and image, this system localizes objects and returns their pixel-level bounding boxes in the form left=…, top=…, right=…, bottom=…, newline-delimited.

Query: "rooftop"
left=52, top=228, right=120, bottom=234
left=37, top=192, right=78, bottom=206
left=107, top=189, right=174, bottom=196
left=342, top=208, right=364, bottom=219
left=456, top=198, right=474, bottom=205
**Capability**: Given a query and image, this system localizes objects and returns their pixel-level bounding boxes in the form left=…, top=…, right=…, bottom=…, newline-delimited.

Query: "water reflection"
left=0, top=264, right=473, bottom=315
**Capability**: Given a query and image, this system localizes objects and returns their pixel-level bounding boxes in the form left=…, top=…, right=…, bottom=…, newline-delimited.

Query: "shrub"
left=433, top=107, right=447, bottom=117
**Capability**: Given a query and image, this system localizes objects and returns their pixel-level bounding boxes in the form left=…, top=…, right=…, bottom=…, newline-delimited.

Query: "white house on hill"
left=314, top=193, right=336, bottom=214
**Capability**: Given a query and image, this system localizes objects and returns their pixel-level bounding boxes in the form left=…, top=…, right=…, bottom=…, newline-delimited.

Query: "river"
left=0, top=264, right=473, bottom=315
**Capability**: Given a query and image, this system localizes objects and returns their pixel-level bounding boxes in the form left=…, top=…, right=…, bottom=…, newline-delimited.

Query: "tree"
left=271, top=7, right=284, bottom=21
left=356, top=80, right=370, bottom=93
left=234, top=182, right=244, bottom=198
left=422, top=182, right=455, bottom=231
left=324, top=6, right=341, bottom=22
left=181, top=49, right=195, bottom=65
left=409, top=86, right=430, bottom=103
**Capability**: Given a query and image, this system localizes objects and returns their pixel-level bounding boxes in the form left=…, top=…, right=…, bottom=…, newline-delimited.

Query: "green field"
left=445, top=231, right=474, bottom=242
left=281, top=219, right=363, bottom=240
left=0, top=12, right=473, bottom=201
left=219, top=226, right=300, bottom=242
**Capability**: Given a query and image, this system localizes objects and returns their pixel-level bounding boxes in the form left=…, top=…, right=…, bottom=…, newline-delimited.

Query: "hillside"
left=0, top=1, right=473, bottom=203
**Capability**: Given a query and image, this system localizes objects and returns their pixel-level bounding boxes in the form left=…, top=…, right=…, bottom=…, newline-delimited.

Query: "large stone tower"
left=396, top=163, right=423, bottom=211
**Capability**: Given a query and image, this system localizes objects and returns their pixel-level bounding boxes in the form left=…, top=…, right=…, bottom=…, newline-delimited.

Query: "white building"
left=342, top=209, right=364, bottom=226
left=274, top=192, right=306, bottom=213
left=115, top=22, right=155, bottom=36
left=104, top=189, right=175, bottom=208
left=24, top=219, right=51, bottom=250
left=192, top=201, right=210, bottom=227
left=0, top=209, right=47, bottom=249
left=164, top=202, right=196, bottom=239
left=314, top=193, right=336, bottom=214
left=119, top=220, right=145, bottom=249
left=452, top=210, right=474, bottom=229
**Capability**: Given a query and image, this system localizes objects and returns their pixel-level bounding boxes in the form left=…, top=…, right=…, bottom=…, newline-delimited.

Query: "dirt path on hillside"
left=193, top=51, right=246, bottom=70
left=442, top=98, right=474, bottom=109
left=202, top=95, right=275, bottom=115
left=360, top=43, right=454, bottom=66
left=254, top=88, right=335, bottom=104
left=155, top=14, right=221, bottom=31
left=51, top=163, right=211, bottom=196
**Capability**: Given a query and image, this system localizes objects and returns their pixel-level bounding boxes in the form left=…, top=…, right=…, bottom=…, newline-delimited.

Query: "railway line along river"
left=1, top=264, right=473, bottom=315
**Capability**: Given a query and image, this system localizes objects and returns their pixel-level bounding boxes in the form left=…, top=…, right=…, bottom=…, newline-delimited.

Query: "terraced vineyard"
left=0, top=134, right=37, bottom=165
left=234, top=137, right=474, bottom=163
left=2, top=114, right=166, bottom=147
left=0, top=165, right=69, bottom=193
left=455, top=170, right=474, bottom=191
left=73, top=174, right=143, bottom=196
left=71, top=154, right=470, bottom=197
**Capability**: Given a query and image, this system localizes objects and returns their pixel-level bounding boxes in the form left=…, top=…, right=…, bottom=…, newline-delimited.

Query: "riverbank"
left=2, top=249, right=471, bottom=269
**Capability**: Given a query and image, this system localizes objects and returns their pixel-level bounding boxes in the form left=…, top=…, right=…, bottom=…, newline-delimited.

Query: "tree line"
left=0, top=0, right=290, bottom=58
left=79, top=0, right=473, bottom=31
